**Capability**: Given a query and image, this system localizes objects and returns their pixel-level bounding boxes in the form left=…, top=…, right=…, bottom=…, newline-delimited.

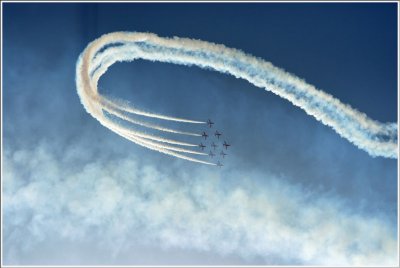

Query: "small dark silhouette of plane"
left=220, top=151, right=227, bottom=158
left=201, top=132, right=208, bottom=139
left=214, top=130, right=222, bottom=139
left=211, top=142, right=218, bottom=150
left=216, top=161, right=223, bottom=167
left=198, top=143, right=206, bottom=150
left=209, top=151, right=215, bottom=158
left=223, top=141, right=231, bottom=150
left=207, top=119, right=214, bottom=128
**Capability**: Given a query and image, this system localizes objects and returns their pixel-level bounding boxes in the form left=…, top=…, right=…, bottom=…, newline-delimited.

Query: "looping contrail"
left=76, top=31, right=397, bottom=161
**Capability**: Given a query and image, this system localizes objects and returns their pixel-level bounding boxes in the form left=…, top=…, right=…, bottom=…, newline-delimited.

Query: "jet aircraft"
left=211, top=142, right=218, bottom=150
left=198, top=143, right=206, bottom=150
left=201, top=132, right=208, bottom=139
left=223, top=141, right=231, bottom=150
left=207, top=119, right=214, bottom=128
left=214, top=130, right=222, bottom=139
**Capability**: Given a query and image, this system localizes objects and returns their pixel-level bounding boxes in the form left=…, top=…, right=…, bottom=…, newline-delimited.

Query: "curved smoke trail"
left=76, top=32, right=397, bottom=160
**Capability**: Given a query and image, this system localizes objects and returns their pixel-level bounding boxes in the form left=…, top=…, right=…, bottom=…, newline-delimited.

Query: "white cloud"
left=3, top=142, right=398, bottom=265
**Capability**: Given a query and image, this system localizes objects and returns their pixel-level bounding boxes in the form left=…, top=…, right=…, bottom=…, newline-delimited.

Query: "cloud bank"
left=76, top=32, right=397, bottom=161
left=3, top=141, right=397, bottom=265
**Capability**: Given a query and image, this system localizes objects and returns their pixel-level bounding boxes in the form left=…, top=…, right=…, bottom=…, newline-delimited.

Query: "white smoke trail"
left=100, top=97, right=201, bottom=137
left=104, top=97, right=205, bottom=124
left=104, top=116, right=198, bottom=148
left=102, top=115, right=214, bottom=165
left=76, top=31, right=397, bottom=159
left=107, top=123, right=215, bottom=166
left=76, top=34, right=214, bottom=165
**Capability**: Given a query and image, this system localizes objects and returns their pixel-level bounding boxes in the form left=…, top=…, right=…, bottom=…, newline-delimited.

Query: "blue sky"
left=2, top=3, right=398, bottom=265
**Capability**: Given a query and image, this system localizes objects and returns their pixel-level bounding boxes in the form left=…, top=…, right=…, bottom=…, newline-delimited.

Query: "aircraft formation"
left=199, top=119, right=231, bottom=168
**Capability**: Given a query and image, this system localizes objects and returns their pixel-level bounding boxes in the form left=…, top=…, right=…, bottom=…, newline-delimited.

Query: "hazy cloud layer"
left=3, top=141, right=397, bottom=265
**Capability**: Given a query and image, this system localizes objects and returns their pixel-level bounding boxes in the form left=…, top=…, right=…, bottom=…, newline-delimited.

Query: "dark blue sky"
left=5, top=3, right=397, bottom=119
left=3, top=3, right=398, bottom=265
